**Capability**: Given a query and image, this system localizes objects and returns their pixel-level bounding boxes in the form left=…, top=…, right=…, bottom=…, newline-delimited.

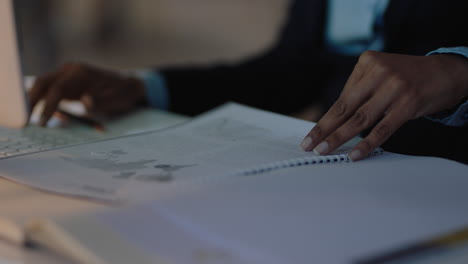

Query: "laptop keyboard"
left=0, top=125, right=104, bottom=158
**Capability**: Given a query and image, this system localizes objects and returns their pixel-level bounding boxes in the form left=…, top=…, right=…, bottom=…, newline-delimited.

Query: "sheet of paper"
left=0, top=242, right=21, bottom=264
left=0, top=240, right=77, bottom=264
left=0, top=259, right=20, bottom=264
left=91, top=205, right=269, bottom=264
left=92, top=154, right=468, bottom=264
left=0, top=103, right=356, bottom=202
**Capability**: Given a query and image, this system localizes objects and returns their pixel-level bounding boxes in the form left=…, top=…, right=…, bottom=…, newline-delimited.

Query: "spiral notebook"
left=0, top=102, right=383, bottom=203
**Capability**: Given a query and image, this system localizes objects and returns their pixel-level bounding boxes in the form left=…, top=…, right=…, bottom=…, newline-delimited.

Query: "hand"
left=29, top=63, right=146, bottom=126
left=300, top=51, right=468, bottom=161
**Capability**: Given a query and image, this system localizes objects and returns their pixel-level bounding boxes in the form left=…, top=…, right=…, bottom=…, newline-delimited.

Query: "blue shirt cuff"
left=427, top=46, right=468, bottom=59
left=425, top=46, right=468, bottom=127
left=135, top=70, right=170, bottom=110
left=426, top=101, right=468, bottom=127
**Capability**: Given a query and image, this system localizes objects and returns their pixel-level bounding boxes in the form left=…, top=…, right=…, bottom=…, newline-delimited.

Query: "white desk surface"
left=0, top=108, right=188, bottom=264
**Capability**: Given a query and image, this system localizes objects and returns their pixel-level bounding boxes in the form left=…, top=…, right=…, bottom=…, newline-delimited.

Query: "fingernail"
left=313, top=141, right=329, bottom=155
left=349, top=150, right=362, bottom=161
left=300, top=136, right=313, bottom=151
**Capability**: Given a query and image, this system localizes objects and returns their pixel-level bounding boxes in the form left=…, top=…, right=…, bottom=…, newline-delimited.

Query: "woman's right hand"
left=29, top=63, right=146, bottom=126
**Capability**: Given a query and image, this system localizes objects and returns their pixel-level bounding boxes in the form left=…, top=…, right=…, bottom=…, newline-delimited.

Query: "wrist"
left=427, top=47, right=468, bottom=101
left=437, top=54, right=468, bottom=104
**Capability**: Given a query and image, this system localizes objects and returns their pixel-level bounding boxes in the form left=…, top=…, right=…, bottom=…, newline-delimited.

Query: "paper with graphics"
left=0, top=103, right=359, bottom=202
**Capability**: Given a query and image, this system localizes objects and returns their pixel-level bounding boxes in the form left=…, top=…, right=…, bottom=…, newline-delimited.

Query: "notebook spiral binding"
left=230, top=148, right=384, bottom=177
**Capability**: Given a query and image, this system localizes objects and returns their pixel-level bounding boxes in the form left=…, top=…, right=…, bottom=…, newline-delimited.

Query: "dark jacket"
left=161, top=0, right=468, bottom=162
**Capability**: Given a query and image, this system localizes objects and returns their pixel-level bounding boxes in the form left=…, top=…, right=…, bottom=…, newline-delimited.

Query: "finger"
left=38, top=78, right=69, bottom=126
left=300, top=51, right=391, bottom=152
left=85, top=80, right=126, bottom=114
left=90, top=78, right=123, bottom=99
left=342, top=51, right=380, bottom=91
left=300, top=66, right=379, bottom=152
left=91, top=96, right=130, bottom=116
left=348, top=104, right=410, bottom=161
left=313, top=85, right=398, bottom=156
left=88, top=77, right=142, bottom=116
left=81, top=94, right=94, bottom=113
left=28, top=72, right=60, bottom=114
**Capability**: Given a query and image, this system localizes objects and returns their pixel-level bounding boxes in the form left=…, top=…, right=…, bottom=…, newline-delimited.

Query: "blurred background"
left=16, top=0, right=290, bottom=75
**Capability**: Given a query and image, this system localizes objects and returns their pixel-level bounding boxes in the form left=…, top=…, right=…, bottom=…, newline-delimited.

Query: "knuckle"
left=358, top=139, right=374, bottom=153
left=372, top=123, right=391, bottom=140
left=374, top=60, right=391, bottom=75
left=62, top=62, right=88, bottom=75
left=397, top=92, right=413, bottom=105
left=398, top=89, right=421, bottom=112
left=347, top=110, right=370, bottom=129
left=359, top=50, right=378, bottom=64
left=391, top=75, right=409, bottom=90
left=409, top=85, right=423, bottom=100
left=309, top=125, right=323, bottom=139
left=35, top=75, right=48, bottom=84
left=404, top=92, right=421, bottom=109
left=393, top=100, right=417, bottom=120
left=330, top=98, right=348, bottom=117
left=327, top=133, right=343, bottom=147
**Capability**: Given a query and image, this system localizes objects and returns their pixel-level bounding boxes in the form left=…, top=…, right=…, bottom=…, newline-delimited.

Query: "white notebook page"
left=0, top=103, right=363, bottom=202
left=87, top=154, right=468, bottom=264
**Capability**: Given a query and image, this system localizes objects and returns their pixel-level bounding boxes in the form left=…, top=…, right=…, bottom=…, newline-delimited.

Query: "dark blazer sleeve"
left=383, top=0, right=468, bottom=55
left=161, top=0, right=328, bottom=116
left=160, top=0, right=468, bottom=117
left=157, top=0, right=468, bottom=163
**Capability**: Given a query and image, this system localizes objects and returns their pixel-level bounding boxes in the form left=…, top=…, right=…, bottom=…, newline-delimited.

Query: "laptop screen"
left=0, top=0, right=28, bottom=128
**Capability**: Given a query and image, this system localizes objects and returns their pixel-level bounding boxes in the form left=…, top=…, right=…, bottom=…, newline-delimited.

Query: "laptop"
left=0, top=0, right=187, bottom=159
left=0, top=0, right=28, bottom=129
